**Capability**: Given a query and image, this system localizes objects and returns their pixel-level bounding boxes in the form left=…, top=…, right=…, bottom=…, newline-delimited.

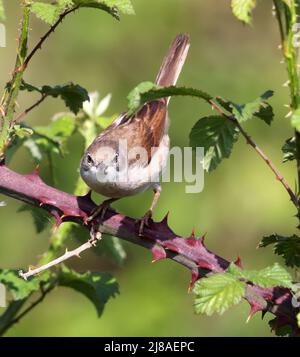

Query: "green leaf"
left=22, top=82, right=89, bottom=114
left=259, top=234, right=300, bottom=268
left=228, top=262, right=292, bottom=288
left=31, top=3, right=60, bottom=25
left=44, top=84, right=89, bottom=114
left=282, top=137, right=296, bottom=162
left=0, top=0, right=5, bottom=21
left=0, top=270, right=42, bottom=300
left=189, top=116, right=239, bottom=172
left=35, top=114, right=76, bottom=142
left=102, top=0, right=135, bottom=15
left=58, top=266, right=119, bottom=316
left=13, top=125, right=33, bottom=139
left=127, top=81, right=159, bottom=115
left=18, top=204, right=50, bottom=234
left=297, top=313, right=300, bottom=328
left=291, top=108, right=300, bottom=132
left=193, top=273, right=246, bottom=316
left=73, top=0, right=134, bottom=19
left=32, top=1, right=74, bottom=25
left=253, top=102, right=274, bottom=125
left=230, top=91, right=274, bottom=124
left=127, top=82, right=212, bottom=116
left=231, top=0, right=257, bottom=24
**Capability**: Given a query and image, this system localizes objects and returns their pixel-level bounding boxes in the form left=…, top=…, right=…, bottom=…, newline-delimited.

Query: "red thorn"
left=201, top=233, right=207, bottom=244
left=235, top=256, right=242, bottom=268
left=161, top=211, right=169, bottom=225
left=26, top=168, right=43, bottom=183
left=188, top=269, right=199, bottom=293
left=191, top=227, right=196, bottom=238
left=246, top=303, right=262, bottom=323
left=151, top=246, right=167, bottom=262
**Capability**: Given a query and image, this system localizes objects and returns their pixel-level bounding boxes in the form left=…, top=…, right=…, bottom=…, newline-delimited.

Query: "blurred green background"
left=0, top=0, right=298, bottom=336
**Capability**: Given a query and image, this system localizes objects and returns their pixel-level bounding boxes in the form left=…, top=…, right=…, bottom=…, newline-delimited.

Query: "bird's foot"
left=138, top=209, right=153, bottom=236
left=84, top=201, right=111, bottom=225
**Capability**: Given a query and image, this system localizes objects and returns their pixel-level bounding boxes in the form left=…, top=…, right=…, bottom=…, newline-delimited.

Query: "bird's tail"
left=155, top=34, right=190, bottom=88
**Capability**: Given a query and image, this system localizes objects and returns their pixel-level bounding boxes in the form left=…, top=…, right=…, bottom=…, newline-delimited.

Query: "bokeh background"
left=0, top=0, right=297, bottom=336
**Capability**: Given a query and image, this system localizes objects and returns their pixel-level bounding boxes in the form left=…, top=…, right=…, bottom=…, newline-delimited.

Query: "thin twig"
left=22, top=6, right=79, bottom=71
left=14, top=94, right=47, bottom=123
left=19, top=232, right=102, bottom=280
left=209, top=99, right=299, bottom=209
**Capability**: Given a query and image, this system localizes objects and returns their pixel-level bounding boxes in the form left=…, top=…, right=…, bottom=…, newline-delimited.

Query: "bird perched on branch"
left=80, top=34, right=190, bottom=235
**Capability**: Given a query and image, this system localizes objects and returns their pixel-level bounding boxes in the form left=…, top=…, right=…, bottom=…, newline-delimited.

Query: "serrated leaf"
left=0, top=270, right=42, bottom=300
left=0, top=0, right=5, bottom=21
left=217, top=92, right=274, bottom=125
left=32, top=3, right=60, bottom=25
left=231, top=0, right=257, bottom=24
left=282, top=137, right=296, bottom=162
left=73, top=0, right=134, bottom=19
left=189, top=116, right=240, bottom=172
left=193, top=273, right=246, bottom=316
left=127, top=81, right=159, bottom=115
left=231, top=91, right=274, bottom=124
left=43, top=84, right=89, bottom=114
left=18, top=204, right=50, bottom=234
left=230, top=262, right=292, bottom=288
left=58, top=266, right=119, bottom=316
left=253, top=102, right=274, bottom=125
left=259, top=234, right=300, bottom=268
left=102, top=0, right=134, bottom=15
left=32, top=0, right=75, bottom=25
left=13, top=125, right=33, bottom=139
left=22, top=82, right=89, bottom=114
left=127, top=82, right=212, bottom=116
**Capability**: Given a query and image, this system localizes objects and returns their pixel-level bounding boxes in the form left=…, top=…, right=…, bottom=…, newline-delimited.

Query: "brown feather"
left=87, top=34, right=190, bottom=167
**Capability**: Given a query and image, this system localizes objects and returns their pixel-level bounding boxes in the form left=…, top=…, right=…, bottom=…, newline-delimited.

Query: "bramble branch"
left=0, top=164, right=298, bottom=333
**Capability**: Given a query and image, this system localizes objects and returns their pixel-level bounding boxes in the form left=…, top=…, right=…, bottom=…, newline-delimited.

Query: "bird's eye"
left=86, top=154, right=94, bottom=165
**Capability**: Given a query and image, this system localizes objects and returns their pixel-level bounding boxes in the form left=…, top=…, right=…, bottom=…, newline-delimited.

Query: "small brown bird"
left=80, top=34, right=190, bottom=234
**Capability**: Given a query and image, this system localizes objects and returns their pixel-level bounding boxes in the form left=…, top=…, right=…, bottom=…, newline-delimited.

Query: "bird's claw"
left=84, top=203, right=110, bottom=225
left=138, top=210, right=153, bottom=236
